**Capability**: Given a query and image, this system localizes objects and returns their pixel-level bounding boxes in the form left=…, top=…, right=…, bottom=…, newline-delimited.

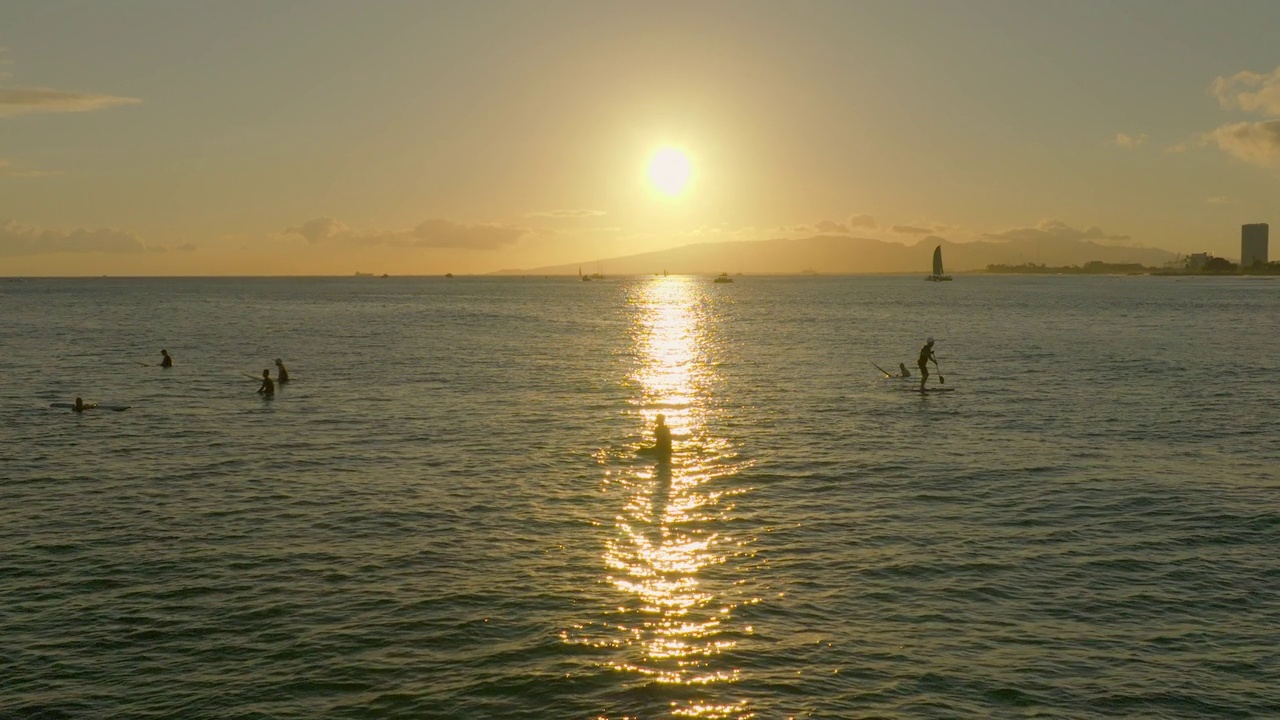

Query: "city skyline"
left=3, top=1, right=1280, bottom=276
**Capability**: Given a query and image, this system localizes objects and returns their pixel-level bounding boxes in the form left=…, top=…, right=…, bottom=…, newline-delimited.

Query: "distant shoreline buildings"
left=1241, top=223, right=1269, bottom=268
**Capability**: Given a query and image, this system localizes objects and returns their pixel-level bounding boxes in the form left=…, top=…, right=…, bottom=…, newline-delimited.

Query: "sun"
left=647, top=147, right=692, bottom=197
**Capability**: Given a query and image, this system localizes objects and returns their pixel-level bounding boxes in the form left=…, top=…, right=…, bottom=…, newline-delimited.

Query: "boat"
left=713, top=272, right=734, bottom=283
left=925, top=245, right=953, bottom=281
left=445, top=273, right=454, bottom=278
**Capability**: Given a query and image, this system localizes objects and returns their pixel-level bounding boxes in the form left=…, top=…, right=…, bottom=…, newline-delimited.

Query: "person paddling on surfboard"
left=653, top=414, right=673, bottom=459
left=918, top=338, right=938, bottom=390
left=73, top=397, right=98, bottom=412
left=274, top=358, right=289, bottom=383
left=160, top=349, right=173, bottom=368
left=898, top=363, right=911, bottom=378
left=257, top=369, right=275, bottom=397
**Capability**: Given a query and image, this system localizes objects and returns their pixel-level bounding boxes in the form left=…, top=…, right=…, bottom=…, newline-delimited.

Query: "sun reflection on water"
left=566, top=276, right=756, bottom=719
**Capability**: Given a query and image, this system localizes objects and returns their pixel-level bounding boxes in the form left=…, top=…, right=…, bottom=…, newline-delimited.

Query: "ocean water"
left=2, top=274, right=1278, bottom=719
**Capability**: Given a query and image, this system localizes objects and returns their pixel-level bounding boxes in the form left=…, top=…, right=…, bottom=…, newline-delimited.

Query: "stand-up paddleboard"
left=917, top=387, right=955, bottom=393
left=50, top=403, right=132, bottom=411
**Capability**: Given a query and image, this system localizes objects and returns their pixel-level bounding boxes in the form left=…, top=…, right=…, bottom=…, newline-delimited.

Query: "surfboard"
left=50, top=403, right=132, bottom=411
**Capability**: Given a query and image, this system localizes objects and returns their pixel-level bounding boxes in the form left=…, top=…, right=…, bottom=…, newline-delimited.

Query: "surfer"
left=653, top=414, right=673, bottom=458
left=257, top=369, right=275, bottom=397
left=918, top=338, right=938, bottom=390
left=73, top=397, right=97, bottom=412
left=898, top=363, right=911, bottom=378
left=274, top=358, right=289, bottom=383
left=160, top=349, right=173, bottom=368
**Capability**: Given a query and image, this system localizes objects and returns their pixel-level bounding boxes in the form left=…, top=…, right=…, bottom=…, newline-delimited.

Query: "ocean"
left=2, top=274, right=1278, bottom=719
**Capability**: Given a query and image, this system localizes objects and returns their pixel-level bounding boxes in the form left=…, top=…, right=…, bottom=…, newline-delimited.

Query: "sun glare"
left=647, top=147, right=692, bottom=197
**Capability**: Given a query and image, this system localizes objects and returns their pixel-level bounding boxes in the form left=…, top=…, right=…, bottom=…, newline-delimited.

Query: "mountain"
left=503, top=235, right=1179, bottom=275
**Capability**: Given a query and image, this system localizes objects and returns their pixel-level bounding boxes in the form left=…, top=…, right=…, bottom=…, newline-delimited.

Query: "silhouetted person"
left=653, top=414, right=672, bottom=458
left=73, top=397, right=97, bottom=412
left=898, top=363, right=911, bottom=378
left=274, top=358, right=289, bottom=383
left=160, top=349, right=173, bottom=368
left=257, top=369, right=275, bottom=397
left=918, top=338, right=938, bottom=390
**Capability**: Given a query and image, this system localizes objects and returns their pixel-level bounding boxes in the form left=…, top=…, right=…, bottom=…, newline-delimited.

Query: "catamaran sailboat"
left=925, top=245, right=952, bottom=281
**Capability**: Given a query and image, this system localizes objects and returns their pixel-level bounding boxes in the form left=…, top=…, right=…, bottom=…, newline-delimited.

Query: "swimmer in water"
left=899, top=362, right=911, bottom=378
left=257, top=369, right=275, bottom=397
left=160, top=349, right=173, bottom=368
left=653, top=414, right=673, bottom=458
left=73, top=397, right=97, bottom=412
left=274, top=358, right=289, bottom=383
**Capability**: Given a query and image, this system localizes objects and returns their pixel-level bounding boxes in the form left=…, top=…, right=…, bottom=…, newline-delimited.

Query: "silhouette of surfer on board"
left=257, top=369, right=275, bottom=397
left=653, top=414, right=672, bottom=459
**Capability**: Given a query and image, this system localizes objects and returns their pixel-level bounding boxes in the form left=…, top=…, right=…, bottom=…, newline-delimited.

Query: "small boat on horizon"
left=925, top=245, right=953, bottom=282
left=714, top=272, right=734, bottom=283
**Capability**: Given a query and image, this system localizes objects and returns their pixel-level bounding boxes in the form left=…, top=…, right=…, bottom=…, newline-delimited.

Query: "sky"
left=2, top=0, right=1279, bottom=275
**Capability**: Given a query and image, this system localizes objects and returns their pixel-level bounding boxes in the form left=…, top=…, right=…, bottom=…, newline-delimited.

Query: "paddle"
left=870, top=361, right=893, bottom=378
left=132, top=360, right=152, bottom=367
left=935, top=357, right=945, bottom=385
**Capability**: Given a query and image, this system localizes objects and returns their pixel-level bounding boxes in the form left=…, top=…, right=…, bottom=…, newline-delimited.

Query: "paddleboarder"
left=160, top=349, right=173, bottom=368
left=918, top=338, right=938, bottom=390
left=274, top=358, right=289, bottom=383
left=73, top=397, right=97, bottom=412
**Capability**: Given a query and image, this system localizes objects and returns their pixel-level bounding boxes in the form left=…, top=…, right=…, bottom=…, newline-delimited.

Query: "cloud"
left=890, top=224, right=933, bottom=234
left=0, top=219, right=151, bottom=255
left=1205, top=195, right=1238, bottom=205
left=1210, top=66, right=1280, bottom=116
left=525, top=209, right=607, bottom=218
left=814, top=219, right=848, bottom=234
left=0, top=48, right=140, bottom=118
left=1205, top=120, right=1280, bottom=167
left=286, top=217, right=528, bottom=249
left=176, top=243, right=197, bottom=252
left=984, top=219, right=1130, bottom=244
left=0, top=87, right=141, bottom=118
left=0, top=159, right=63, bottom=177
left=1163, top=143, right=1189, bottom=154
left=847, top=213, right=876, bottom=229
left=1113, top=132, right=1147, bottom=149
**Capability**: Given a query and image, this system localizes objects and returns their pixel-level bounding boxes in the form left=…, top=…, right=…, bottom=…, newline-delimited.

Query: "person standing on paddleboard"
left=918, top=338, right=938, bottom=390
left=160, top=349, right=173, bottom=368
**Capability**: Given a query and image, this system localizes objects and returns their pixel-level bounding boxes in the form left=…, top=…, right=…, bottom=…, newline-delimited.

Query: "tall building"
left=1241, top=223, right=1268, bottom=267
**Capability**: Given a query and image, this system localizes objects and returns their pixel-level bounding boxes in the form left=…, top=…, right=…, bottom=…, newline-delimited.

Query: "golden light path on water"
left=567, top=276, right=756, bottom=719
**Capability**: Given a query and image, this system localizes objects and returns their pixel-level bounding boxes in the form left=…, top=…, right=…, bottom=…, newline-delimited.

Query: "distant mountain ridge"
left=502, top=235, right=1178, bottom=276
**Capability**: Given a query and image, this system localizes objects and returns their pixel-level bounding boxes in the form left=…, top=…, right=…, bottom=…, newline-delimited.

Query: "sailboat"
left=925, top=245, right=953, bottom=282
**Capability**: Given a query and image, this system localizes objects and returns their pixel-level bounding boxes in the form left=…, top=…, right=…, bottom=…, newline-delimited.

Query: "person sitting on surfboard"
left=274, top=358, right=289, bottom=383
left=257, top=369, right=275, bottom=397
left=918, top=338, right=938, bottom=390
left=653, top=414, right=673, bottom=458
left=160, top=349, right=173, bottom=368
left=898, top=363, right=911, bottom=378
left=73, top=397, right=97, bottom=412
